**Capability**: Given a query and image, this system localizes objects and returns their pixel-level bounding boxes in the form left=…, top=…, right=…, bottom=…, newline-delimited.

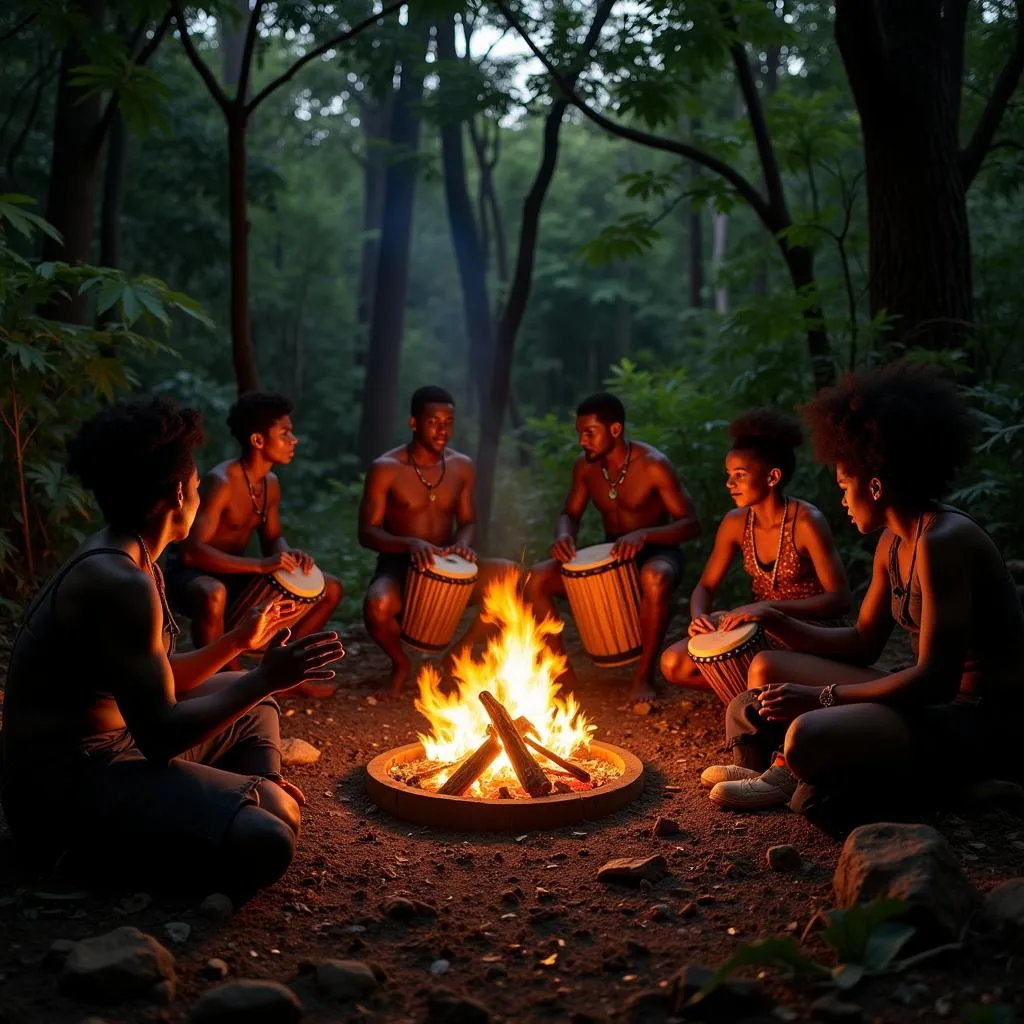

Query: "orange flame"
left=413, top=571, right=594, bottom=794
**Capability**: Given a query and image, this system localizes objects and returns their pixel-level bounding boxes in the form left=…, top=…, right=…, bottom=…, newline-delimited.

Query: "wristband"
left=819, top=684, right=836, bottom=708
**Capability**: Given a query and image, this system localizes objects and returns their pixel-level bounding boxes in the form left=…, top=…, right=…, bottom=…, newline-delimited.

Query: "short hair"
left=67, top=397, right=205, bottom=528
left=800, top=361, right=974, bottom=504
left=226, top=392, right=294, bottom=449
left=576, top=392, right=626, bottom=428
left=728, top=408, right=804, bottom=487
left=410, top=385, right=455, bottom=420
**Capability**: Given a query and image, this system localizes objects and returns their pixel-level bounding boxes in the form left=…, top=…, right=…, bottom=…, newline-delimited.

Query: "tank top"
left=742, top=500, right=823, bottom=602
left=887, top=506, right=1024, bottom=698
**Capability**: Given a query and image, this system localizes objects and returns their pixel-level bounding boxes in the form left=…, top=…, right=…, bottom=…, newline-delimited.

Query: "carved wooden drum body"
left=226, top=563, right=326, bottom=648
left=560, top=543, right=642, bottom=667
left=687, top=622, right=770, bottom=704
left=400, top=553, right=479, bottom=653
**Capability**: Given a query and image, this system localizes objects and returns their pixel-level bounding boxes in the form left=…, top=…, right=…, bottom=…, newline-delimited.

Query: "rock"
left=163, top=922, right=191, bottom=945
left=187, top=980, right=303, bottom=1023
left=833, top=823, right=977, bottom=943
left=199, top=893, right=234, bottom=922
left=766, top=845, right=802, bottom=873
left=62, top=927, right=176, bottom=1002
left=597, top=855, right=668, bottom=886
left=810, top=995, right=863, bottom=1021
left=619, top=989, right=673, bottom=1023
left=653, top=817, right=680, bottom=837
left=314, top=959, right=379, bottom=1001
left=203, top=958, right=230, bottom=980
left=44, top=939, right=77, bottom=970
left=981, top=878, right=1024, bottom=938
left=633, top=702, right=653, bottom=716
left=962, top=779, right=1024, bottom=812
left=425, top=986, right=490, bottom=1023
left=383, top=896, right=422, bottom=920
left=671, top=964, right=772, bottom=1019
left=280, top=737, right=321, bottom=766
left=648, top=903, right=673, bottom=922
left=429, top=959, right=451, bottom=975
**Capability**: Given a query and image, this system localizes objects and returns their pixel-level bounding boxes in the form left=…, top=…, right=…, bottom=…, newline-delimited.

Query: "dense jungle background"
left=1, top=0, right=1022, bottom=625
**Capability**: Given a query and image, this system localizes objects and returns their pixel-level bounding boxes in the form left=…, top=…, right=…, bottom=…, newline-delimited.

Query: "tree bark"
left=99, top=111, right=127, bottom=270
left=358, top=22, right=430, bottom=468
left=688, top=117, right=703, bottom=309
left=836, top=0, right=972, bottom=352
left=355, top=94, right=392, bottom=349
left=41, top=0, right=107, bottom=322
left=220, top=0, right=250, bottom=88
left=227, top=108, right=258, bottom=392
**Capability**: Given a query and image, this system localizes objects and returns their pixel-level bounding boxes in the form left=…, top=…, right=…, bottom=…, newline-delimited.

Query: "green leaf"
left=831, top=963, right=865, bottom=989
left=962, top=1005, right=1016, bottom=1024
left=863, top=922, right=916, bottom=971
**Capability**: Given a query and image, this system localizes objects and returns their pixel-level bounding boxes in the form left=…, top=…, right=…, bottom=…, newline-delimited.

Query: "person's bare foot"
left=376, top=655, right=412, bottom=701
left=288, top=680, right=338, bottom=699
left=275, top=777, right=306, bottom=806
left=628, top=677, right=659, bottom=703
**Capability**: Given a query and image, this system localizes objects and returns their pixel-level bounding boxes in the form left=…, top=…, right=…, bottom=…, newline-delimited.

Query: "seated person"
left=523, top=392, right=700, bottom=702
left=359, top=385, right=518, bottom=698
left=164, top=391, right=342, bottom=698
left=661, top=409, right=850, bottom=689
left=699, top=363, right=1024, bottom=826
left=0, top=399, right=344, bottom=902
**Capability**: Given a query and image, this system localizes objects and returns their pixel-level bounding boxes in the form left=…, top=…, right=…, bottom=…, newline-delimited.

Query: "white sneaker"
left=699, top=764, right=760, bottom=789
left=708, top=762, right=798, bottom=811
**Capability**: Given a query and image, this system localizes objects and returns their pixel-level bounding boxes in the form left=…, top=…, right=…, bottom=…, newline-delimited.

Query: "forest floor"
left=0, top=612, right=1022, bottom=1024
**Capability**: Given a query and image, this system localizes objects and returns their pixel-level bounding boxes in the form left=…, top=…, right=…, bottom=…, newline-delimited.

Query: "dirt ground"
left=1, top=615, right=1022, bottom=1024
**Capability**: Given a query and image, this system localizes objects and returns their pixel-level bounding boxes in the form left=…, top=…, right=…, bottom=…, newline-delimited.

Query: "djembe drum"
left=560, top=542, right=642, bottom=667
left=687, top=623, right=770, bottom=704
left=225, top=562, right=326, bottom=647
left=400, top=553, right=479, bottom=652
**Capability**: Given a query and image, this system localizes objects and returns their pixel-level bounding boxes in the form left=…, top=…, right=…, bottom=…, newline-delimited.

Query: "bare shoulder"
left=634, top=442, right=674, bottom=473
left=201, top=461, right=235, bottom=494
left=370, top=448, right=406, bottom=476
left=445, top=447, right=475, bottom=474
left=65, top=552, right=158, bottom=627
left=793, top=499, right=830, bottom=531
left=719, top=507, right=747, bottom=536
left=267, top=472, right=282, bottom=495
left=923, top=508, right=983, bottom=560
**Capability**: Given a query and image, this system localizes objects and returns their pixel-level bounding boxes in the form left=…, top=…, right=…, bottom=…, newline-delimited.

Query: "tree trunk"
left=220, top=0, right=250, bottom=88
left=688, top=119, right=703, bottom=309
left=358, top=23, right=430, bottom=468
left=783, top=244, right=833, bottom=391
left=835, top=0, right=972, bottom=352
left=227, top=109, right=258, bottom=392
left=712, top=211, right=728, bottom=314
left=437, top=14, right=494, bottom=415
left=355, top=95, right=392, bottom=346
left=41, top=0, right=107, bottom=323
left=99, top=111, right=127, bottom=270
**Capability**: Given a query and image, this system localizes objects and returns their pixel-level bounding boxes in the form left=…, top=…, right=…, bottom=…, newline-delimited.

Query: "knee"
left=256, top=779, right=301, bottom=834
left=322, top=574, right=343, bottom=608
left=195, top=580, right=228, bottom=619
left=747, top=651, right=783, bottom=691
left=659, top=644, right=688, bottom=683
left=640, top=566, right=671, bottom=601
left=524, top=562, right=558, bottom=600
left=783, top=713, right=827, bottom=781
left=364, top=589, right=399, bottom=626
left=228, top=807, right=296, bottom=889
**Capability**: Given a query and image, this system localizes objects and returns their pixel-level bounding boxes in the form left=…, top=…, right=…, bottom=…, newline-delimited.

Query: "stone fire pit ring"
left=365, top=740, right=644, bottom=832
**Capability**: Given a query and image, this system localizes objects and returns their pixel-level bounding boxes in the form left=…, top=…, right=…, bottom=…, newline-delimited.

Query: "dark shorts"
left=163, top=544, right=258, bottom=612
left=370, top=552, right=413, bottom=588
left=633, top=542, right=685, bottom=589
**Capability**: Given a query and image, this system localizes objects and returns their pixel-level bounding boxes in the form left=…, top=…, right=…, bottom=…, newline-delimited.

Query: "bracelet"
left=819, top=684, right=836, bottom=708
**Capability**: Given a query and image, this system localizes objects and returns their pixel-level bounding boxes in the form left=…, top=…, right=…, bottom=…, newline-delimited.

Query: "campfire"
left=388, top=574, right=620, bottom=800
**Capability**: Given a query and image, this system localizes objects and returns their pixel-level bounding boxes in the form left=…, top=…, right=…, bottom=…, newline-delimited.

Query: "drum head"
left=427, top=553, right=479, bottom=580
left=273, top=563, right=325, bottom=599
left=687, top=622, right=761, bottom=659
left=560, top=542, right=619, bottom=575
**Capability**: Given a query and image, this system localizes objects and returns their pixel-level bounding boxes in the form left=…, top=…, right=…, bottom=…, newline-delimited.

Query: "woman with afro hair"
left=0, top=398, right=344, bottom=901
left=660, top=409, right=851, bottom=689
left=702, top=363, right=1024, bottom=826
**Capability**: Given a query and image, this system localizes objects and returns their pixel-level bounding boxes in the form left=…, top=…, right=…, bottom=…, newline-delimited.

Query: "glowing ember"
left=408, top=572, right=597, bottom=798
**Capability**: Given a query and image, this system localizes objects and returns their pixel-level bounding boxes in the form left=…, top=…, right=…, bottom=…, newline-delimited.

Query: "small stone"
left=199, top=893, right=234, bottom=922
left=981, top=878, right=1024, bottom=938
left=597, top=856, right=668, bottom=886
left=766, top=845, right=802, bottom=873
left=429, top=959, right=451, bottom=975
left=620, top=988, right=673, bottom=1022
left=384, top=896, right=418, bottom=920
left=934, top=995, right=954, bottom=1017
left=672, top=963, right=772, bottom=1017
left=44, top=939, right=77, bottom=970
left=679, top=902, right=698, bottom=918
left=203, top=958, right=230, bottom=980
left=61, top=927, right=176, bottom=1002
left=314, top=959, right=379, bottom=1001
left=425, top=986, right=490, bottom=1023
left=187, top=979, right=303, bottom=1023
left=810, top=994, right=863, bottom=1021
left=648, top=904, right=673, bottom=922
left=163, top=922, right=191, bottom=945
left=653, top=817, right=680, bottom=837
left=280, top=737, right=321, bottom=766
left=632, top=702, right=653, bottom=716
left=365, top=695, right=378, bottom=706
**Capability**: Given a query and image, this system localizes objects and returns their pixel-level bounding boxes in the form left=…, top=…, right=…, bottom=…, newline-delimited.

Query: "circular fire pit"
left=366, top=740, right=644, bottom=832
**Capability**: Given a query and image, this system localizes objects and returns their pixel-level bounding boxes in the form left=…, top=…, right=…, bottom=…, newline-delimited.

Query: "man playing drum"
left=164, top=392, right=342, bottom=697
left=359, top=386, right=518, bottom=699
left=524, top=393, right=701, bottom=702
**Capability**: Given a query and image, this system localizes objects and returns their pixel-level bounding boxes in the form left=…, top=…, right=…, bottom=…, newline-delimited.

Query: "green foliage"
left=961, top=1005, right=1017, bottom=1024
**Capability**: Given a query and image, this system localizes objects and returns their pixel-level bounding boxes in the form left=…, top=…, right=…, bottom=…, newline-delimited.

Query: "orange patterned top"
left=741, top=500, right=823, bottom=602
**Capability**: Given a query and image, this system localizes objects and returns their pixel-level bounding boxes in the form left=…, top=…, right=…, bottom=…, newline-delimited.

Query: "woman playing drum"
left=702, top=363, right=1024, bottom=827
left=661, top=409, right=850, bottom=690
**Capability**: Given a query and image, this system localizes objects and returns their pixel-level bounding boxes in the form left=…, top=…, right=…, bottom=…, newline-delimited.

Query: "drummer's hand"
left=756, top=683, right=821, bottom=722
left=687, top=614, right=719, bottom=637
left=611, top=530, right=647, bottom=561
left=261, top=551, right=299, bottom=575
left=443, top=544, right=477, bottom=563
left=550, top=534, right=577, bottom=563
left=407, top=538, right=443, bottom=571
left=255, top=628, right=345, bottom=693
left=718, top=602, right=778, bottom=633
left=289, top=549, right=315, bottom=573
left=235, top=599, right=297, bottom=650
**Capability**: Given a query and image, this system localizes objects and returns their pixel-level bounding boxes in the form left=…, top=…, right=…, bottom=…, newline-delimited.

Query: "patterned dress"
left=741, top=500, right=824, bottom=602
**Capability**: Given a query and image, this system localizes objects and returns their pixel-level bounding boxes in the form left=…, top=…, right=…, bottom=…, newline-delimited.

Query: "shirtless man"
left=524, top=392, right=701, bottom=701
left=359, top=385, right=518, bottom=698
left=0, top=398, right=344, bottom=902
left=165, top=392, right=342, bottom=697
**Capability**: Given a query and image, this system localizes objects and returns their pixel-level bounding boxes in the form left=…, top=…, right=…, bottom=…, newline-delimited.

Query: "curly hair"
left=67, top=398, right=205, bottom=528
left=800, top=361, right=974, bottom=504
left=410, top=385, right=455, bottom=419
left=576, top=392, right=626, bottom=428
left=728, top=408, right=803, bottom=486
left=227, top=392, right=294, bottom=449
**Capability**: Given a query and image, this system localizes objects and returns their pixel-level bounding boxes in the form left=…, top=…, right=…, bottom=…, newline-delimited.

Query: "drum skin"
left=400, top=554, right=479, bottom=653
left=225, top=564, right=326, bottom=645
left=560, top=543, right=642, bottom=667
left=687, top=622, right=769, bottom=704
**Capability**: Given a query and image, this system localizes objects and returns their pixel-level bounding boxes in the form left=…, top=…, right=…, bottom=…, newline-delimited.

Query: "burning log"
left=516, top=720, right=592, bottom=784
left=437, top=735, right=502, bottom=796
left=480, top=691, right=552, bottom=798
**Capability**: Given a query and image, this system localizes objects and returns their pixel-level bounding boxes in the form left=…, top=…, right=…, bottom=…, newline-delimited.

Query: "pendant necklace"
left=134, top=533, right=181, bottom=654
left=750, top=496, right=788, bottom=593
left=408, top=443, right=446, bottom=502
left=602, top=442, right=632, bottom=500
left=240, top=459, right=268, bottom=525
